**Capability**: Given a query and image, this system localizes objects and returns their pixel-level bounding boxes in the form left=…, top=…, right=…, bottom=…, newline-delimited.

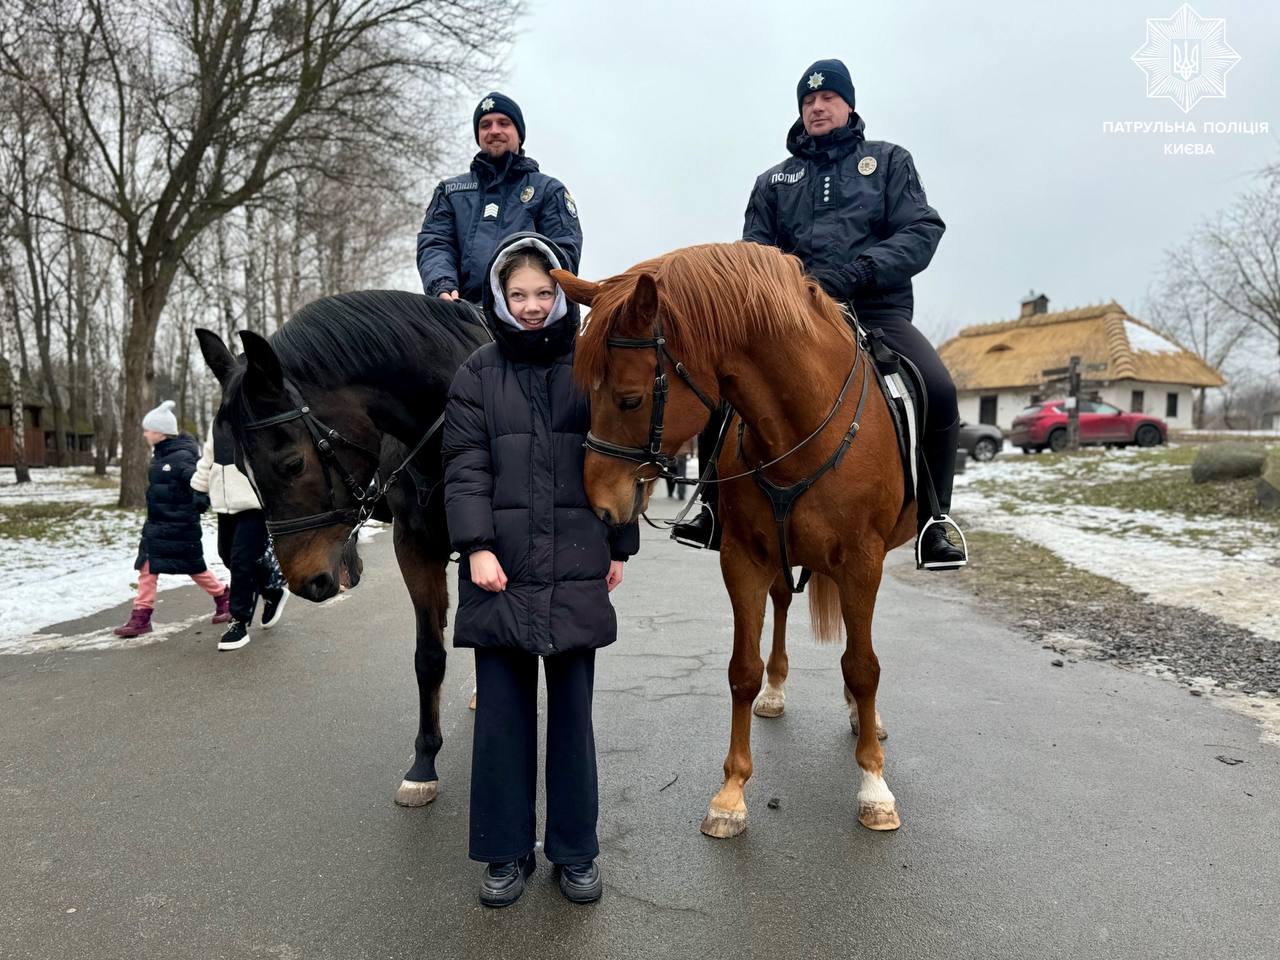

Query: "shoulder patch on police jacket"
left=564, top=190, right=578, bottom=218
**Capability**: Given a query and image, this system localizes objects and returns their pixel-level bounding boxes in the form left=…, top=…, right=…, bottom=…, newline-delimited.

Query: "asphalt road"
left=3, top=503, right=1278, bottom=960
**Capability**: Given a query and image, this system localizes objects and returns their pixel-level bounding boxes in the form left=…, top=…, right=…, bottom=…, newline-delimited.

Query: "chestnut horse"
left=555, top=242, right=916, bottom=836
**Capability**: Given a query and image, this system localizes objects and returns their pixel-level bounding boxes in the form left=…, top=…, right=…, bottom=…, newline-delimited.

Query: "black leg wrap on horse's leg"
left=408, top=621, right=446, bottom=783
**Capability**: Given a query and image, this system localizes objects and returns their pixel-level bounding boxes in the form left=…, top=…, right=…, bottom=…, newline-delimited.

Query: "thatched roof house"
left=937, top=295, right=1225, bottom=431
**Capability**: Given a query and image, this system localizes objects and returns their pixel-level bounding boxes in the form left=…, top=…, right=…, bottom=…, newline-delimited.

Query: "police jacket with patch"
left=743, top=115, right=944, bottom=316
left=416, top=151, right=583, bottom=303
left=135, top=435, right=208, bottom=575
left=442, top=235, right=639, bottom=656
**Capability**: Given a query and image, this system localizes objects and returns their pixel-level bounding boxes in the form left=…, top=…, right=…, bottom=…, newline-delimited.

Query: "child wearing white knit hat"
left=113, top=401, right=229, bottom=640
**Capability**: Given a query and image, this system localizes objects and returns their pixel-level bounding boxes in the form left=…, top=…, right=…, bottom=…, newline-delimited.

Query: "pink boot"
left=212, top=587, right=231, bottom=624
left=113, top=608, right=153, bottom=638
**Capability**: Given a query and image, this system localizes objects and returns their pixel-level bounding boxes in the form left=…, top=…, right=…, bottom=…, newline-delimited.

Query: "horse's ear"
left=239, top=330, right=283, bottom=388
left=552, top=269, right=599, bottom=306
left=628, top=273, right=659, bottom=322
left=195, top=328, right=237, bottom=386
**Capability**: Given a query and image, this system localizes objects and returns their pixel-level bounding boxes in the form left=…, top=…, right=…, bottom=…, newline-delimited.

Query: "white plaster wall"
left=1096, top=381, right=1196, bottom=428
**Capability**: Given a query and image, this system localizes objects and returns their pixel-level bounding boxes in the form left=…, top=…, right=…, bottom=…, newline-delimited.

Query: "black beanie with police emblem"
left=796, top=59, right=855, bottom=113
left=473, top=92, right=526, bottom=145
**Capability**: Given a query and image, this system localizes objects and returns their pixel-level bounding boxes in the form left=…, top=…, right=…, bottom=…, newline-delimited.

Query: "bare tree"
left=1147, top=248, right=1255, bottom=428
left=0, top=0, right=519, bottom=505
left=1172, top=165, right=1280, bottom=381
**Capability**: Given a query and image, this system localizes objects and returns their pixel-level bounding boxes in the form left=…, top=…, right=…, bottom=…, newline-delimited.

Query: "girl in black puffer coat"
left=112, top=401, right=228, bottom=639
left=443, top=233, right=639, bottom=908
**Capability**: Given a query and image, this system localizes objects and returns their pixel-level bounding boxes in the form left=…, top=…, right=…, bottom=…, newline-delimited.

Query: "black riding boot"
left=917, top=417, right=966, bottom=570
left=670, top=410, right=727, bottom=550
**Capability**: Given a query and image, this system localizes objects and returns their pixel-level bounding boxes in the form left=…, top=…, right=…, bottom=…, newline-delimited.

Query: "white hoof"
left=700, top=805, right=748, bottom=839
left=394, top=779, right=439, bottom=807
left=858, top=800, right=901, bottom=831
left=753, top=685, right=785, bottom=718
left=856, top=770, right=900, bottom=831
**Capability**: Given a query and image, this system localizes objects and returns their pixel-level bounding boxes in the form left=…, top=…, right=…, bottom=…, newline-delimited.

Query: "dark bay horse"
left=555, top=242, right=916, bottom=837
left=196, top=291, right=489, bottom=807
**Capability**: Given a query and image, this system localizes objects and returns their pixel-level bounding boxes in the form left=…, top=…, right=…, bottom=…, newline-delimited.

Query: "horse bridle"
left=583, top=316, right=719, bottom=476
left=584, top=316, right=869, bottom=487
left=240, top=379, right=444, bottom=541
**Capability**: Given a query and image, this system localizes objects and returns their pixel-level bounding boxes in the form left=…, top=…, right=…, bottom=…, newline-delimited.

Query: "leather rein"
left=584, top=319, right=872, bottom=592
left=240, top=379, right=444, bottom=543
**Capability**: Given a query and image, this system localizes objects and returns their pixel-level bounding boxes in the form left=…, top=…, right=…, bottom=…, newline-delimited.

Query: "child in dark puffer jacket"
left=112, top=400, right=228, bottom=638
left=443, top=233, right=639, bottom=909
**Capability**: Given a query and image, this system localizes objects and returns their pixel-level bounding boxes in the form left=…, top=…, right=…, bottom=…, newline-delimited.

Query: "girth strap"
left=748, top=348, right=871, bottom=593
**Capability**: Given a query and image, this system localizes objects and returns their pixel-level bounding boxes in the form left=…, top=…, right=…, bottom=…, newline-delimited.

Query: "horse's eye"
left=281, top=456, right=305, bottom=477
left=619, top=396, right=643, bottom=412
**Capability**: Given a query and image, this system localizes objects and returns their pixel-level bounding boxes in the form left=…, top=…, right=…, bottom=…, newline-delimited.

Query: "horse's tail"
left=807, top=573, right=844, bottom=645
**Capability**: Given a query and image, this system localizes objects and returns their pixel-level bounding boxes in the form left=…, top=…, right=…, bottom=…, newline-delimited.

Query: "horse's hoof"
left=858, top=801, right=901, bottom=831
left=394, top=779, right=439, bottom=807
left=468, top=691, right=477, bottom=711
left=753, top=690, right=785, bottom=718
left=849, top=717, right=888, bottom=741
left=700, top=806, right=748, bottom=839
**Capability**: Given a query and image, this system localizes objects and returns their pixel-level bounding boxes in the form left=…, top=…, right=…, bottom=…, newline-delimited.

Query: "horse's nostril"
left=300, top=573, right=337, bottom=602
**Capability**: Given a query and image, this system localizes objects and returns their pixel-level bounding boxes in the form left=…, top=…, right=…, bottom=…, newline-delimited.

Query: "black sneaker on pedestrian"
left=917, top=522, right=967, bottom=571
left=479, top=852, right=536, bottom=908
left=260, top=588, right=289, bottom=629
left=555, top=860, right=603, bottom=904
left=670, top=505, right=719, bottom=550
left=217, top=620, right=251, bottom=651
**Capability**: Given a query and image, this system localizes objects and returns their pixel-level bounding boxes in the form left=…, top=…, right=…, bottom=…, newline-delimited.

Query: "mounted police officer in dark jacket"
left=673, top=58, right=965, bottom=569
left=417, top=92, right=583, bottom=305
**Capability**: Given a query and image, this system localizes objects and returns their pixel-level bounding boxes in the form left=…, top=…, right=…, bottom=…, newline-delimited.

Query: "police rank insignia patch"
left=483, top=202, right=499, bottom=219
left=520, top=186, right=534, bottom=203
left=480, top=97, right=495, bottom=111
left=564, top=191, right=578, bottom=218
left=808, top=72, right=824, bottom=90
left=857, top=156, right=877, bottom=176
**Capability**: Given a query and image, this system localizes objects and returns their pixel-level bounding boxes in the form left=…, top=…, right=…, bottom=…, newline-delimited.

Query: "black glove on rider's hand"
left=809, top=259, right=877, bottom=301
left=192, top=491, right=212, bottom=514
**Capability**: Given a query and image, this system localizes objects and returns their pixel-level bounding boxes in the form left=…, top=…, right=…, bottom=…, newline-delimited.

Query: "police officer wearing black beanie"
left=417, top=92, right=583, bottom=305
left=673, top=58, right=965, bottom=569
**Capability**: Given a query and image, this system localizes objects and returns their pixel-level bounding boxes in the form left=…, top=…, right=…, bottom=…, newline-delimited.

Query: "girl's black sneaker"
left=217, top=621, right=251, bottom=651
left=479, top=852, right=536, bottom=908
left=555, top=860, right=602, bottom=904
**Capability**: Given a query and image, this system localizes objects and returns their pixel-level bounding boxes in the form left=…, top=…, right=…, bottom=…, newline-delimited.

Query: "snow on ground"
left=0, top=467, right=381, bottom=653
left=953, top=448, right=1280, bottom=642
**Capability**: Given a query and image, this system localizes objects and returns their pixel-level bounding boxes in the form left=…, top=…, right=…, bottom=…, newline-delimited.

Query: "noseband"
left=582, top=316, right=719, bottom=476
left=241, top=379, right=443, bottom=540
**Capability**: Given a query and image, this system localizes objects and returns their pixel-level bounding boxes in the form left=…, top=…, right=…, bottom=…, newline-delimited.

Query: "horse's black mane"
left=269, top=289, right=488, bottom=388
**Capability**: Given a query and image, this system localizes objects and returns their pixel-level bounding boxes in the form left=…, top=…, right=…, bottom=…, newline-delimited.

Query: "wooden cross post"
left=1066, top=355, right=1081, bottom=451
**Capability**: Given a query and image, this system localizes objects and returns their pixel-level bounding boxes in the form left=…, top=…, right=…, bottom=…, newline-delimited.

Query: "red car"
left=1010, top=399, right=1167, bottom=453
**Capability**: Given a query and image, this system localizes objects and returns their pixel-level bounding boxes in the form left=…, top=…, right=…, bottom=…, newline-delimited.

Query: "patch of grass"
left=0, top=502, right=140, bottom=542
left=984, top=444, right=1279, bottom=526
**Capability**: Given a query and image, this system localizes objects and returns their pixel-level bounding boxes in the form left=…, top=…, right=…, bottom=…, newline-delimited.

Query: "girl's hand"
left=470, top=550, right=507, bottom=592
left=606, top=560, right=624, bottom=593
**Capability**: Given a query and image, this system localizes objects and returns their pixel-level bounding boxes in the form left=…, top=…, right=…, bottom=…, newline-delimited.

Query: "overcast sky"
left=404, top=0, right=1280, bottom=343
